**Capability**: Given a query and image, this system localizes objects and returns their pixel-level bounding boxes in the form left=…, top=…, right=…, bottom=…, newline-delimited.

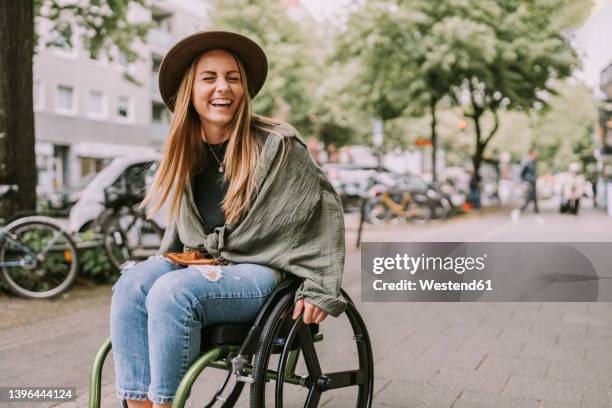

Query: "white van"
left=68, top=154, right=167, bottom=233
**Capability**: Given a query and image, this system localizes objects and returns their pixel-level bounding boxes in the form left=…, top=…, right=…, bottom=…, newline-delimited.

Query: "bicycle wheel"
left=0, top=217, right=79, bottom=298
left=103, top=209, right=164, bottom=270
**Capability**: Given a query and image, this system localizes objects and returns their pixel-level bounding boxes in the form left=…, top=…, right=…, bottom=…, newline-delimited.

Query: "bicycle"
left=0, top=216, right=79, bottom=298
left=98, top=185, right=164, bottom=271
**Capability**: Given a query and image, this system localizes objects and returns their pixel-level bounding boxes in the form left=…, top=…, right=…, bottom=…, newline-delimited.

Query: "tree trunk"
left=0, top=0, right=36, bottom=219
left=430, top=97, right=438, bottom=182
left=470, top=112, right=483, bottom=177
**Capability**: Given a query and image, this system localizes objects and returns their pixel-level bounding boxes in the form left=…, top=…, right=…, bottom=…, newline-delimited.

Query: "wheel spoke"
left=304, top=386, right=321, bottom=408
left=39, top=230, right=62, bottom=256
left=324, top=370, right=363, bottom=389
left=298, top=324, right=322, bottom=378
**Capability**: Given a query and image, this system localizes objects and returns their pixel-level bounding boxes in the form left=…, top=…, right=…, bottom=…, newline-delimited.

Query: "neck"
left=201, top=122, right=230, bottom=145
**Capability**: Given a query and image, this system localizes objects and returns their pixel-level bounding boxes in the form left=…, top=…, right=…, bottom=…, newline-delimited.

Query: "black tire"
left=250, top=292, right=374, bottom=408
left=0, top=217, right=79, bottom=298
left=102, top=209, right=164, bottom=270
left=250, top=292, right=295, bottom=407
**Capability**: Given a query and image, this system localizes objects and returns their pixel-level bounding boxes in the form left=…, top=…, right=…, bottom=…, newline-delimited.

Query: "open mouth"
left=210, top=98, right=232, bottom=108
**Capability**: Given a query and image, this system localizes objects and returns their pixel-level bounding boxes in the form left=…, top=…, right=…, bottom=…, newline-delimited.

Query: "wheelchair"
left=89, top=277, right=374, bottom=407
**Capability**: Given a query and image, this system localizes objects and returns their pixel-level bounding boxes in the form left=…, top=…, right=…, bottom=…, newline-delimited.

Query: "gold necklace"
left=208, top=143, right=225, bottom=173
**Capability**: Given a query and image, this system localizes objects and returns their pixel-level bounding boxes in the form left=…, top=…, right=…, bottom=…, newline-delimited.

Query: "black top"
left=192, top=140, right=229, bottom=234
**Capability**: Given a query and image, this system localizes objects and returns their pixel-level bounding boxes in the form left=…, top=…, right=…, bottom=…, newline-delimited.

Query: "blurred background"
left=2, top=2, right=612, bottom=407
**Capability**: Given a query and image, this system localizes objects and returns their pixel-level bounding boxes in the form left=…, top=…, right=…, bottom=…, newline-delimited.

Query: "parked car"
left=68, top=154, right=165, bottom=233
left=46, top=172, right=97, bottom=212
left=322, top=163, right=395, bottom=212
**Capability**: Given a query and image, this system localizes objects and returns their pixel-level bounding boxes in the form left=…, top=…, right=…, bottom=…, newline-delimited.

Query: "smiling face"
left=191, top=49, right=245, bottom=140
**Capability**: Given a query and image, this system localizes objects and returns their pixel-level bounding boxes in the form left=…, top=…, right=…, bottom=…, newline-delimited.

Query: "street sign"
left=415, top=138, right=432, bottom=146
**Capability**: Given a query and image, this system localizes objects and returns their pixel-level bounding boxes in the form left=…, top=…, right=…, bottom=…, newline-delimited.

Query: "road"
left=1, top=202, right=611, bottom=407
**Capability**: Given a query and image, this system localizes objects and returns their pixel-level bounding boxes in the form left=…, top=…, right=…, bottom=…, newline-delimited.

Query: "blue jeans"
left=110, top=256, right=279, bottom=404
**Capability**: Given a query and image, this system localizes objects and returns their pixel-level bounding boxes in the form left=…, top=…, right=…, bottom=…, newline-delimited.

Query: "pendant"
left=219, top=166, right=224, bottom=173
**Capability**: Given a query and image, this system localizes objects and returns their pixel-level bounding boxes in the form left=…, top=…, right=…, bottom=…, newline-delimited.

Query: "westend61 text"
left=372, top=253, right=487, bottom=275
left=373, top=279, right=493, bottom=292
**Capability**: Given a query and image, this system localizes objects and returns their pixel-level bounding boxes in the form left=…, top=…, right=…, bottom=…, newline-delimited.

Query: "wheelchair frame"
left=89, top=277, right=374, bottom=407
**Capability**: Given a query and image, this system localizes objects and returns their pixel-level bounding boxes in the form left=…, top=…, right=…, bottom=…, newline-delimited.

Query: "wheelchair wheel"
left=250, top=292, right=373, bottom=407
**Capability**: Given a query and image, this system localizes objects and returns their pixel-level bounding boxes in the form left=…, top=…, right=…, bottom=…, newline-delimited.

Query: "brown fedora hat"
left=158, top=30, right=268, bottom=111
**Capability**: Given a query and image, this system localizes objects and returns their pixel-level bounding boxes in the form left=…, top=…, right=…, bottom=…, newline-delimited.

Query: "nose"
left=215, top=78, right=230, bottom=92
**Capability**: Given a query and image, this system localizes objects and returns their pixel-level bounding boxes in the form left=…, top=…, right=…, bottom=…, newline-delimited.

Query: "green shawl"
left=158, top=123, right=347, bottom=317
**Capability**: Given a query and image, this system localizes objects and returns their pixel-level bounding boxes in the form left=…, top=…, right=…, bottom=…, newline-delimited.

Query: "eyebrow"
left=198, top=70, right=240, bottom=75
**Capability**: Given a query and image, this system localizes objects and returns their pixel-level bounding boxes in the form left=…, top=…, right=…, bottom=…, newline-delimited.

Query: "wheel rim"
left=104, top=212, right=163, bottom=270
left=275, top=302, right=374, bottom=407
left=1, top=222, right=78, bottom=298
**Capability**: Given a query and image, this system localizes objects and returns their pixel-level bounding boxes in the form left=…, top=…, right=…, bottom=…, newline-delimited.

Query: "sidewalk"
left=1, top=207, right=611, bottom=407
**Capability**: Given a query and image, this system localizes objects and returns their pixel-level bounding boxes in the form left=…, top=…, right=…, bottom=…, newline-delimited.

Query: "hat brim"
left=159, top=31, right=268, bottom=112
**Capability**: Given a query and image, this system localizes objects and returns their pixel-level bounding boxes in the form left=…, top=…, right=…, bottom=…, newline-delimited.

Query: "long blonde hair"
left=142, top=50, right=288, bottom=225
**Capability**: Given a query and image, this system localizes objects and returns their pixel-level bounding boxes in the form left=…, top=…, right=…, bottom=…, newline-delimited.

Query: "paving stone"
left=476, top=354, right=550, bottom=377
left=585, top=348, right=612, bottom=369
left=456, top=338, right=525, bottom=357
left=581, top=381, right=612, bottom=408
left=453, top=390, right=540, bottom=408
left=413, top=348, right=486, bottom=371
left=373, top=379, right=459, bottom=408
left=562, top=312, right=610, bottom=327
left=587, top=324, right=612, bottom=337
left=556, top=334, right=612, bottom=352
left=501, top=376, right=582, bottom=404
left=428, top=367, right=507, bottom=395
left=520, top=343, right=585, bottom=363
left=539, top=402, right=581, bottom=408
left=547, top=360, right=612, bottom=385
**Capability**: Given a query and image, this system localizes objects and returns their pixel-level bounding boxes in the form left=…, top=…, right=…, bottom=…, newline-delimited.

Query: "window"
left=116, top=96, right=133, bottom=121
left=111, top=162, right=154, bottom=195
left=54, top=83, right=76, bottom=115
left=81, top=157, right=110, bottom=178
left=151, top=101, right=169, bottom=123
left=87, top=90, right=106, bottom=119
left=33, top=79, right=44, bottom=111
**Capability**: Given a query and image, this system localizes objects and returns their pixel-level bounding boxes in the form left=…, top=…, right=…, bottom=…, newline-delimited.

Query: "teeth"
left=211, top=99, right=232, bottom=106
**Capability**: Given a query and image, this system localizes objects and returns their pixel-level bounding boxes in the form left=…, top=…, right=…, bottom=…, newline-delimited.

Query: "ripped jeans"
left=110, top=256, right=279, bottom=404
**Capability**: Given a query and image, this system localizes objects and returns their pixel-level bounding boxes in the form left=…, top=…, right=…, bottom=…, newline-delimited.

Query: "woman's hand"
left=292, top=298, right=328, bottom=324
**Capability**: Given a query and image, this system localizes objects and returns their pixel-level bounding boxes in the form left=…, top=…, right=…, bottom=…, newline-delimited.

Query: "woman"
left=110, top=31, right=346, bottom=408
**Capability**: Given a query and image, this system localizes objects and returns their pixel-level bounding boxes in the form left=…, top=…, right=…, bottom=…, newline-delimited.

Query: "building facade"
left=33, top=0, right=210, bottom=196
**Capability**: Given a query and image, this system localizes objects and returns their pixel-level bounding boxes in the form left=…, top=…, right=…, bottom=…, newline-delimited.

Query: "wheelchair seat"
left=201, top=323, right=251, bottom=349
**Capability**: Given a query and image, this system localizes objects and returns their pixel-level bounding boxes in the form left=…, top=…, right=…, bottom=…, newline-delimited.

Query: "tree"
left=0, top=1, right=35, bottom=218
left=209, top=0, right=318, bottom=134
left=530, top=80, right=597, bottom=172
left=336, top=1, right=424, bottom=167
left=438, top=0, right=582, bottom=177
left=0, top=0, right=151, bottom=218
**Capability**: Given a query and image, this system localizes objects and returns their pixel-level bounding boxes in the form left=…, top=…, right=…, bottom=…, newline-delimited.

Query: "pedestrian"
left=519, top=146, right=539, bottom=214
left=561, top=162, right=585, bottom=215
left=468, top=169, right=481, bottom=209
left=326, top=143, right=340, bottom=163
left=109, top=31, right=346, bottom=408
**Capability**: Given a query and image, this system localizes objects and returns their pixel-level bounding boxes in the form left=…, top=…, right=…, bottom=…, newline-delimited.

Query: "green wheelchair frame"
left=89, top=277, right=374, bottom=407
